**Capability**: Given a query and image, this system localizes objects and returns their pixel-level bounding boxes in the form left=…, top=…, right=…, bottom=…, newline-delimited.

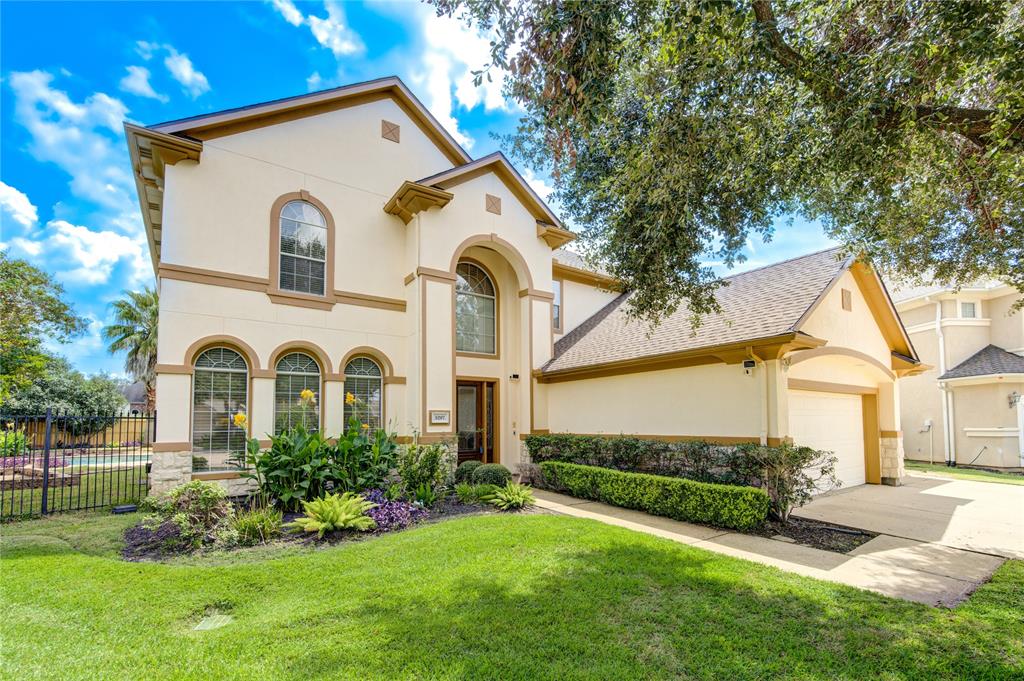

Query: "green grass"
left=2, top=512, right=1023, bottom=680
left=0, top=466, right=148, bottom=519
left=906, top=461, right=1024, bottom=486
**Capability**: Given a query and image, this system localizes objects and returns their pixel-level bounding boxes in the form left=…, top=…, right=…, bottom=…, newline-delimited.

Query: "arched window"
left=455, top=261, right=496, bottom=354
left=274, top=352, right=321, bottom=434
left=279, top=200, right=327, bottom=296
left=344, top=357, right=383, bottom=430
left=192, top=348, right=248, bottom=468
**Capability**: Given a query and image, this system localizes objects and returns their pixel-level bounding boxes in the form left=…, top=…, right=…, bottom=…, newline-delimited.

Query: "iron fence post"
left=40, top=408, right=52, bottom=515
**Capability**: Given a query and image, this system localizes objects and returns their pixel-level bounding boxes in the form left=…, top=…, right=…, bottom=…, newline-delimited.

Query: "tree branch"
left=750, top=0, right=1015, bottom=146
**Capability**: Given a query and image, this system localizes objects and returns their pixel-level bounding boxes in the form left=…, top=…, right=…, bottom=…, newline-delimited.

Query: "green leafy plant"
left=540, top=461, right=769, bottom=531
left=454, top=482, right=497, bottom=505
left=483, top=482, right=535, bottom=511
left=397, top=441, right=453, bottom=498
left=285, top=492, right=377, bottom=538
left=471, top=463, right=512, bottom=486
left=237, top=425, right=335, bottom=511
left=454, top=460, right=483, bottom=483
left=232, top=504, right=283, bottom=546
left=1, top=427, right=28, bottom=457
left=413, top=482, right=439, bottom=507
left=140, top=480, right=235, bottom=550
left=737, top=442, right=839, bottom=521
left=328, top=420, right=399, bottom=493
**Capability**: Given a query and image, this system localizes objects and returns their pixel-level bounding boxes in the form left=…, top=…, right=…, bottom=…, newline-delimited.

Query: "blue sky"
left=0, top=0, right=836, bottom=377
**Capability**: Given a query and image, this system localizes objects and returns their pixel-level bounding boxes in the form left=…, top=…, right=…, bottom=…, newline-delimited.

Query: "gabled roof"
left=148, top=76, right=472, bottom=165
left=540, top=248, right=919, bottom=380
left=940, top=345, right=1024, bottom=381
left=416, top=152, right=567, bottom=231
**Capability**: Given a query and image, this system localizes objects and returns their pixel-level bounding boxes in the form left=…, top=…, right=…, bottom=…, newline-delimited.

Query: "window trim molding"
left=455, top=257, right=500, bottom=359
left=273, top=350, right=325, bottom=433
left=268, top=341, right=335, bottom=378
left=268, top=191, right=336, bottom=308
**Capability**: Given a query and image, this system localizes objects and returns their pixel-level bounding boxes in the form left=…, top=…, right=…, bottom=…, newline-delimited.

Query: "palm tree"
left=103, top=287, right=159, bottom=411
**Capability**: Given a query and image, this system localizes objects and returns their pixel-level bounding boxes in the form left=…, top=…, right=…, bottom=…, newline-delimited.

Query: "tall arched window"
left=274, top=352, right=321, bottom=434
left=455, top=261, right=496, bottom=354
left=192, top=348, right=248, bottom=469
left=279, top=200, right=327, bottom=295
left=344, top=357, right=383, bottom=430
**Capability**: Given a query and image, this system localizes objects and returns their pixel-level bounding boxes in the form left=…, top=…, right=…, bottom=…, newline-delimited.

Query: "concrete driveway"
left=795, top=473, right=1024, bottom=559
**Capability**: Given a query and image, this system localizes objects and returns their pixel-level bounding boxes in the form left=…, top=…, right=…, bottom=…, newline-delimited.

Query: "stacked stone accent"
left=149, top=451, right=192, bottom=496
left=880, top=434, right=905, bottom=486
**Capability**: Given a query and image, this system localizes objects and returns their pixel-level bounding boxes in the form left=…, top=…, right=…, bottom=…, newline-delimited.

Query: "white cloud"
left=48, top=220, right=149, bottom=286
left=119, top=65, right=169, bottom=102
left=164, top=46, right=210, bottom=98
left=270, top=0, right=364, bottom=58
left=416, top=52, right=475, bottom=149
left=135, top=40, right=159, bottom=60
left=8, top=70, right=136, bottom=221
left=522, top=169, right=554, bottom=203
left=0, top=181, right=39, bottom=228
left=306, top=71, right=324, bottom=91
left=271, top=0, right=304, bottom=27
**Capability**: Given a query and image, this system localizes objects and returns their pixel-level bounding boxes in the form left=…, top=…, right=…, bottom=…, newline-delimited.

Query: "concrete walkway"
left=533, top=490, right=1004, bottom=608
left=794, top=472, right=1024, bottom=559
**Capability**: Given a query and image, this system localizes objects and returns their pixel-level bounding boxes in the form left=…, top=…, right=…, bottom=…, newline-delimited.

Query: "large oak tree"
left=434, top=0, right=1023, bottom=323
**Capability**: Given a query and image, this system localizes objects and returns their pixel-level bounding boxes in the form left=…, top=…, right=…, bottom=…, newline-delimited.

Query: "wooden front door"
left=456, top=379, right=497, bottom=464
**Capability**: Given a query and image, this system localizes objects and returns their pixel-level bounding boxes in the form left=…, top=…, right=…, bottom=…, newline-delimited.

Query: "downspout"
left=934, top=301, right=953, bottom=466
left=748, top=347, right=768, bottom=446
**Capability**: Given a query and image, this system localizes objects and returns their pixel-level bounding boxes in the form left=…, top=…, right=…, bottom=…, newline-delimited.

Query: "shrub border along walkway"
left=539, top=461, right=769, bottom=531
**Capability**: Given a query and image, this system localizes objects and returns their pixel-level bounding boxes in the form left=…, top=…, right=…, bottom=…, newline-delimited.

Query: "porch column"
left=878, top=381, right=905, bottom=485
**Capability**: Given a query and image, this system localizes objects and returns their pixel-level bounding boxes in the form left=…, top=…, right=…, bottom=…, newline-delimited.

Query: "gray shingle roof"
left=543, top=248, right=850, bottom=374
left=939, top=345, right=1024, bottom=380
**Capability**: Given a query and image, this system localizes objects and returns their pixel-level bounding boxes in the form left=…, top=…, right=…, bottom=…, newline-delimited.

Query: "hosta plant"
left=483, top=482, right=535, bottom=512
left=285, top=492, right=377, bottom=538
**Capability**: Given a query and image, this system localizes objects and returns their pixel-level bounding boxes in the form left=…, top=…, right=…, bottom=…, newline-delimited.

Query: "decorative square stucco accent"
left=841, top=288, right=853, bottom=311
left=381, top=120, right=400, bottom=143
left=485, top=194, right=502, bottom=215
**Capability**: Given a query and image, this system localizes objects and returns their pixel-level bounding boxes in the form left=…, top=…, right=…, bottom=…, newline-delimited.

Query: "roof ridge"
left=719, top=245, right=846, bottom=282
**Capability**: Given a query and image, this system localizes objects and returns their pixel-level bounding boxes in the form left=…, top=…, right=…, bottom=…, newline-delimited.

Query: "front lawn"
left=906, top=461, right=1024, bottom=486
left=2, top=512, right=1022, bottom=680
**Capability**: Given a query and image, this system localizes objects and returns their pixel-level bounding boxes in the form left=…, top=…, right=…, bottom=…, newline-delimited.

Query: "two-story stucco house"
left=893, top=282, right=1023, bottom=469
left=125, top=76, right=922, bottom=495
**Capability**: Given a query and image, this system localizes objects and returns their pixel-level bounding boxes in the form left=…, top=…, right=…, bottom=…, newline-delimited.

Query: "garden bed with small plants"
left=122, top=394, right=538, bottom=562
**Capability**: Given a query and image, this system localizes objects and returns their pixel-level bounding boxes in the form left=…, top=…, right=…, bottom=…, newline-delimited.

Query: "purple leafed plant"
left=362, top=489, right=428, bottom=532
left=0, top=456, right=71, bottom=469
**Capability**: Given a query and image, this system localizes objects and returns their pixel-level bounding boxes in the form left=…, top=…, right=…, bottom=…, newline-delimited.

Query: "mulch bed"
left=751, top=516, right=877, bottom=554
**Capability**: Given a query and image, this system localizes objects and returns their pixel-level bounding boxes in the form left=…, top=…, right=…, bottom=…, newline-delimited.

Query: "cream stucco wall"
left=799, top=270, right=893, bottom=369
left=948, top=381, right=1023, bottom=469
left=555, top=279, right=620, bottom=337
left=545, top=363, right=765, bottom=438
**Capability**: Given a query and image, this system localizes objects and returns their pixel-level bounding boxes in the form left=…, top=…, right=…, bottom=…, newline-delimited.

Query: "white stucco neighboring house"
left=124, top=76, right=923, bottom=495
left=892, top=281, right=1024, bottom=469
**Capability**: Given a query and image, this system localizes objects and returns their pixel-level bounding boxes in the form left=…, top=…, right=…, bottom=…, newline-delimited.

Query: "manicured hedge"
left=539, top=461, right=769, bottom=531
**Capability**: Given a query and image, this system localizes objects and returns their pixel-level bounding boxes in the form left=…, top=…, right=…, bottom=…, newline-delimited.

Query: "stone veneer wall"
left=880, top=434, right=906, bottom=486
left=149, top=451, right=192, bottom=496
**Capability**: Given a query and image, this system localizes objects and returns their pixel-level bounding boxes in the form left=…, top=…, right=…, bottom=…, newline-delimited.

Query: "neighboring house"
left=125, top=76, right=921, bottom=495
left=119, top=380, right=148, bottom=414
left=893, top=282, right=1024, bottom=469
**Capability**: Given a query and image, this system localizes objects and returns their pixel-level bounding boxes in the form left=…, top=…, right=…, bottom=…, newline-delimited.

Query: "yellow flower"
left=300, top=388, right=315, bottom=402
left=233, top=412, right=247, bottom=428
left=345, top=392, right=356, bottom=405
left=361, top=423, right=370, bottom=430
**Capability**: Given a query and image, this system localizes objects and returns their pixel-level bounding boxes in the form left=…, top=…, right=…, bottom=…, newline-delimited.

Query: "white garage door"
left=788, top=390, right=866, bottom=489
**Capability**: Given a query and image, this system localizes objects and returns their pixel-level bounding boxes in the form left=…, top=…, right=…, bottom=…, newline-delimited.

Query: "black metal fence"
left=0, top=409, right=155, bottom=520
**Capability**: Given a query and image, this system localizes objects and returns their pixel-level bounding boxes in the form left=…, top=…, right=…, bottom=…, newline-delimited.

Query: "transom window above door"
left=279, top=200, right=327, bottom=296
left=455, top=261, right=496, bottom=355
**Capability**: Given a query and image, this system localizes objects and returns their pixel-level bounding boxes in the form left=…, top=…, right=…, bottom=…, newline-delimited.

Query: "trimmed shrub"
left=540, top=461, right=769, bottom=531
left=472, top=463, right=512, bottom=486
left=454, top=460, right=483, bottom=484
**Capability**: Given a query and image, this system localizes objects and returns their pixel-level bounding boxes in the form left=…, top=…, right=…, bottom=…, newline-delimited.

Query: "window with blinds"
left=274, top=352, right=320, bottom=434
left=192, top=348, right=248, bottom=461
left=279, top=200, right=327, bottom=296
left=343, top=357, right=383, bottom=430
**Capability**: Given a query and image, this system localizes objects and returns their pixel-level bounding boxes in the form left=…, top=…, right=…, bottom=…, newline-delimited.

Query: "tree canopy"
left=0, top=253, right=85, bottom=400
left=434, top=0, right=1023, bottom=323
left=1, top=355, right=127, bottom=425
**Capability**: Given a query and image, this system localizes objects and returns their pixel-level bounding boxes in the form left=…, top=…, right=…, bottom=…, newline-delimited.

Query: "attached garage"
left=788, top=389, right=867, bottom=489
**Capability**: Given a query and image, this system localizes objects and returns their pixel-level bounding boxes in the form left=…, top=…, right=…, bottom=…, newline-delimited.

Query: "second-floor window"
left=455, top=261, right=496, bottom=354
left=960, top=301, right=977, bottom=319
left=279, top=200, right=327, bottom=296
left=552, top=279, right=562, bottom=332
